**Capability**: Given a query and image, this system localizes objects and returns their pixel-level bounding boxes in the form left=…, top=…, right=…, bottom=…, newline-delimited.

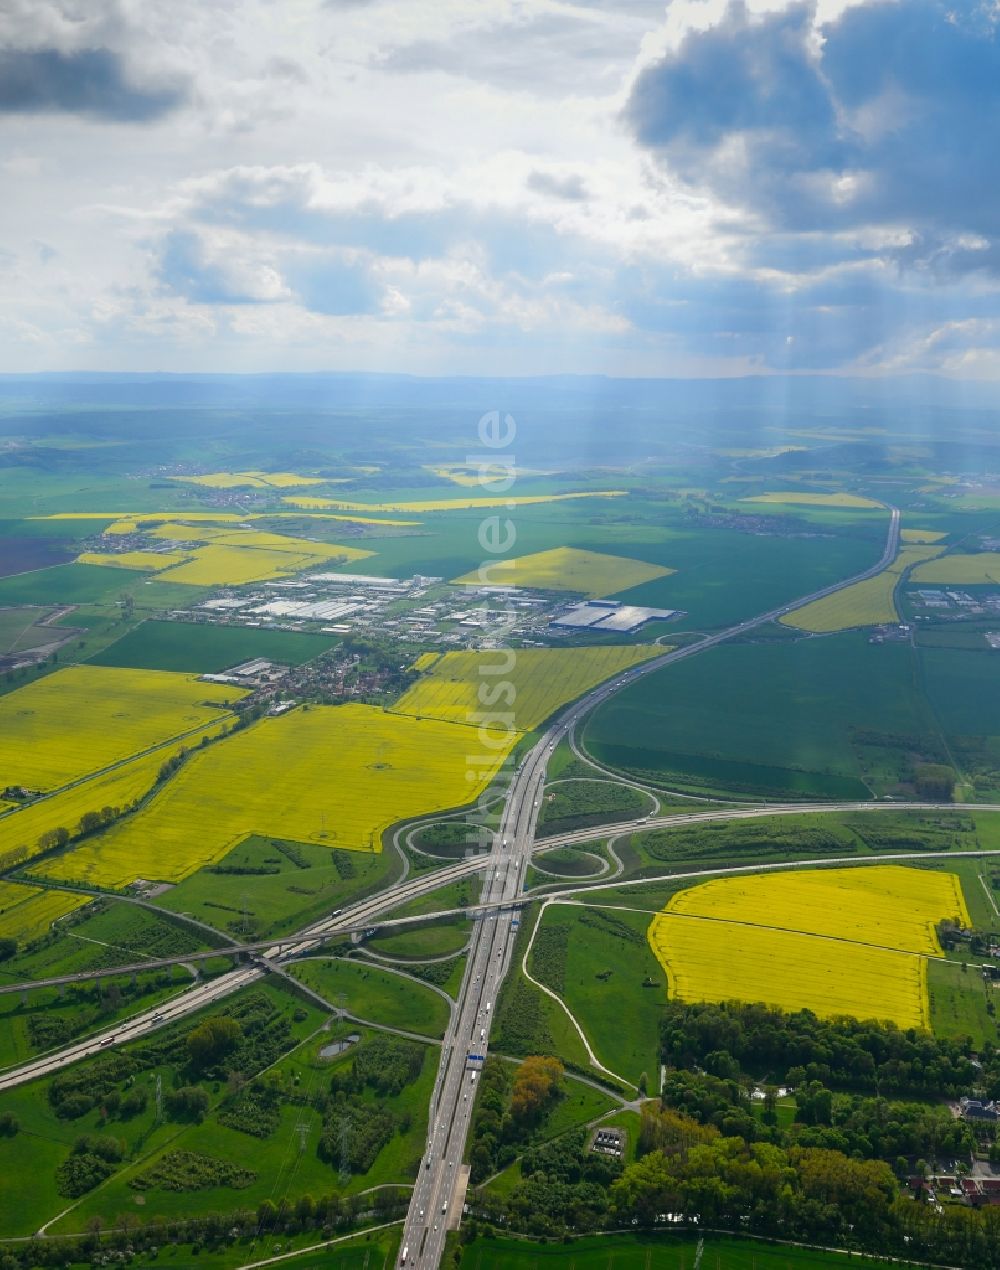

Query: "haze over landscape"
left=4, top=4, right=1000, bottom=1270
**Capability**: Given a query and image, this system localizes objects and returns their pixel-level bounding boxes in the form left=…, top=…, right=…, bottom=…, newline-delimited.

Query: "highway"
left=0, top=505, right=910, bottom=1254
left=0, top=855, right=496, bottom=1090
left=397, top=508, right=904, bottom=1266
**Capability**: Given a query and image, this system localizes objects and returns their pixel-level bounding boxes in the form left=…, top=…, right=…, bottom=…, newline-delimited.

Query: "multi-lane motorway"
left=401, top=504, right=904, bottom=1267
left=0, top=505, right=909, bottom=1259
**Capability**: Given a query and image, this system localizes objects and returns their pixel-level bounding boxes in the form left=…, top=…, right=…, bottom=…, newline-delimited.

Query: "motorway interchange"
left=0, top=505, right=932, bottom=1266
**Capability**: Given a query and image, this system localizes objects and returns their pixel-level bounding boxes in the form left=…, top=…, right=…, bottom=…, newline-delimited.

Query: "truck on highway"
left=400, top=1246, right=409, bottom=1265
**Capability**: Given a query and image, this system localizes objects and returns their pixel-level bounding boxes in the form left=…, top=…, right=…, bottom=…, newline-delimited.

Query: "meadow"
left=781, top=544, right=944, bottom=632
left=393, top=645, right=661, bottom=731
left=460, top=1233, right=899, bottom=1270
left=528, top=902, right=665, bottom=1086
left=88, top=620, right=338, bottom=673
left=153, top=835, right=400, bottom=938
left=537, top=779, right=650, bottom=835
left=33, top=704, right=516, bottom=887
left=50, top=1014, right=439, bottom=1235
left=0, top=665, right=244, bottom=791
left=0, top=982, right=348, bottom=1239
left=452, top=545, right=673, bottom=597
left=289, top=956, right=451, bottom=1036
left=646, top=865, right=971, bottom=1029
left=928, top=958, right=998, bottom=1046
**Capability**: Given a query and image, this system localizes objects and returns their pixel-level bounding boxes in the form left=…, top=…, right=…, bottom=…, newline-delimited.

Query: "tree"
left=510, top=1055, right=564, bottom=1128
left=187, top=1016, right=242, bottom=1069
left=914, top=763, right=956, bottom=801
left=0, top=938, right=16, bottom=962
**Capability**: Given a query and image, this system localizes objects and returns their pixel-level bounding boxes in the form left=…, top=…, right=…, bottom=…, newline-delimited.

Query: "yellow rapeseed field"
left=43, top=509, right=416, bottom=532
left=647, top=865, right=971, bottom=1029
left=35, top=704, right=518, bottom=888
left=901, top=528, right=947, bottom=544
left=73, top=520, right=374, bottom=587
left=170, top=471, right=326, bottom=489
left=0, top=666, right=245, bottom=792
left=282, top=491, right=626, bottom=512
left=452, top=546, right=673, bottom=598
left=781, top=544, right=944, bottom=632
left=649, top=917, right=930, bottom=1029
left=77, top=550, right=190, bottom=572
left=393, top=645, right=662, bottom=731
left=0, top=881, right=89, bottom=945
left=423, top=463, right=541, bottom=487
left=153, top=539, right=373, bottom=586
left=910, top=552, right=1000, bottom=585
left=667, top=866, right=969, bottom=955
left=0, top=732, right=224, bottom=867
left=741, top=491, right=884, bottom=509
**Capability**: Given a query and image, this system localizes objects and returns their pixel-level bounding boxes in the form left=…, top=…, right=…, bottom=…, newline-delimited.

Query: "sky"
left=1, top=0, right=1000, bottom=379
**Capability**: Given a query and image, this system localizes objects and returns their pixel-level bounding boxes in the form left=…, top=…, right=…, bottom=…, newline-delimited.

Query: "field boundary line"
left=234, top=1218, right=403, bottom=1269
left=521, top=898, right=635, bottom=1092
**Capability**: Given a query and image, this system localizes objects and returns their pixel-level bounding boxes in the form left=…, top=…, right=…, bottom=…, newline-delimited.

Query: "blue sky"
left=1, top=0, right=999, bottom=378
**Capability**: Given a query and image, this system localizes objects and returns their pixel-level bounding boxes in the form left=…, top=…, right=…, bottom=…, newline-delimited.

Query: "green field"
left=0, top=605, right=63, bottom=653
left=494, top=914, right=604, bottom=1076
left=0, top=897, right=229, bottom=983
left=363, top=873, right=476, bottom=957
left=459, top=1233, right=911, bottom=1269
left=152, top=835, right=399, bottom=939
left=532, top=845, right=609, bottom=878
left=538, top=779, right=651, bottom=835
left=365, top=916, right=470, bottom=959
left=0, top=562, right=138, bottom=606
left=528, top=904, right=664, bottom=1086
left=289, top=956, right=451, bottom=1037
left=585, top=631, right=944, bottom=798
left=88, top=620, right=339, bottom=673
left=329, top=499, right=881, bottom=629
left=0, top=981, right=325, bottom=1238
left=928, top=958, right=999, bottom=1046
left=50, top=1016, right=435, bottom=1235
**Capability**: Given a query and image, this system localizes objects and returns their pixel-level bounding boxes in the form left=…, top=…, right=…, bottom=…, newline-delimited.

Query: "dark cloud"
left=626, top=1, right=1000, bottom=259
left=0, top=47, right=184, bottom=121
left=526, top=170, right=589, bottom=201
